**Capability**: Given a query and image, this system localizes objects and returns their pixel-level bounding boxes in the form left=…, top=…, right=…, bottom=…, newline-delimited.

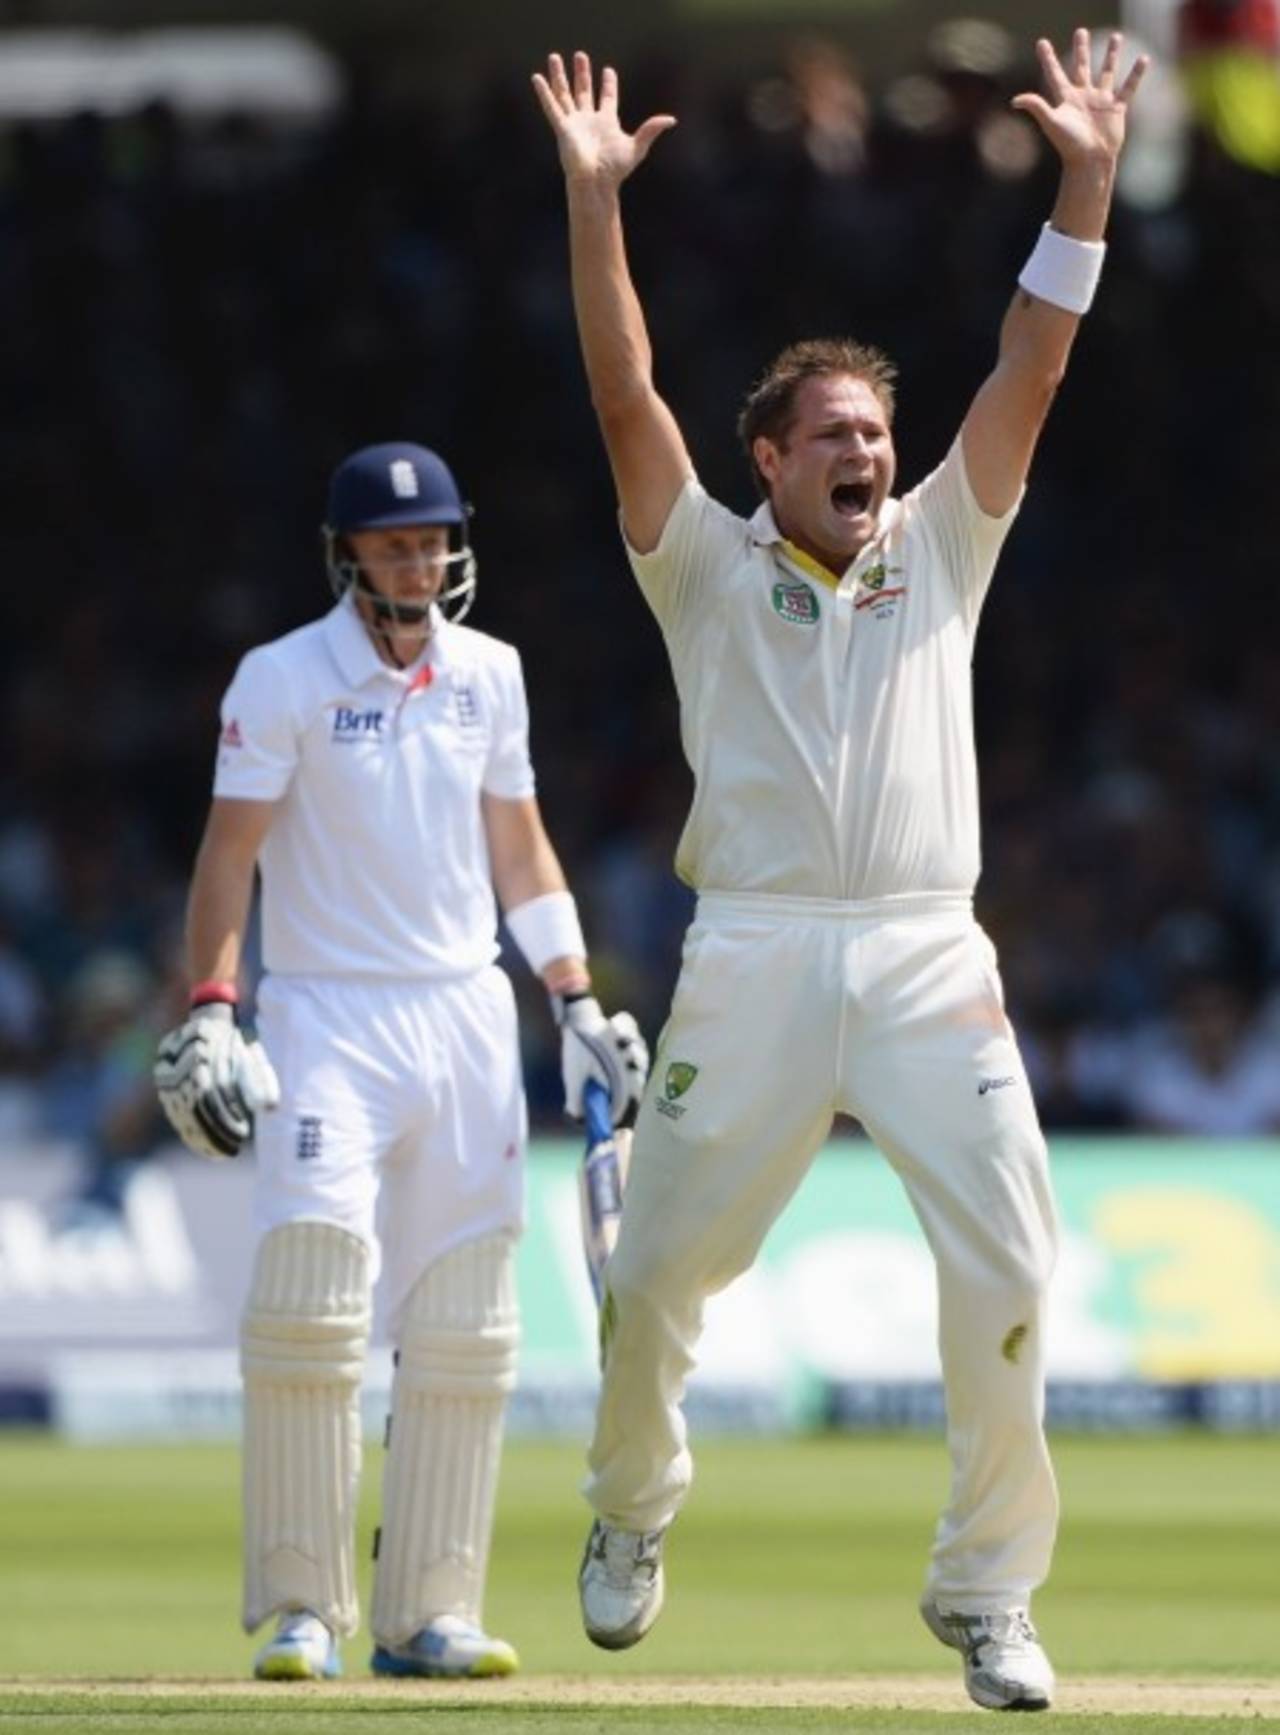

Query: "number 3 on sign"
left=1096, top=1189, right=1280, bottom=1380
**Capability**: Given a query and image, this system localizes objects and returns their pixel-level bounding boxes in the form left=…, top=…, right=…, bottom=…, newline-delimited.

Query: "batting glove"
left=556, top=992, right=649, bottom=1128
left=154, top=1003, right=280, bottom=1160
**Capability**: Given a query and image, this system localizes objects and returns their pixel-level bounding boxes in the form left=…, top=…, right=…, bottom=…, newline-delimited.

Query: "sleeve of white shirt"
left=211, top=646, right=299, bottom=801
left=482, top=646, right=537, bottom=801
left=905, top=437, right=1021, bottom=630
left=624, top=479, right=750, bottom=635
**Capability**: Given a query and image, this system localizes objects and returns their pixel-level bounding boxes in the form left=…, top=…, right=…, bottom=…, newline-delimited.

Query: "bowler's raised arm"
left=532, top=52, right=693, bottom=554
left=960, top=28, right=1147, bottom=517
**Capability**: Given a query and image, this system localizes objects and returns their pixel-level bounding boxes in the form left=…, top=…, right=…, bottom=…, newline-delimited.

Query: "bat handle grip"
left=583, top=1077, right=614, bottom=1145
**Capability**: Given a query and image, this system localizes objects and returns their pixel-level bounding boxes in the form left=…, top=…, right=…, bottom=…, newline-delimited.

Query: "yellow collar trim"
left=779, top=539, right=841, bottom=591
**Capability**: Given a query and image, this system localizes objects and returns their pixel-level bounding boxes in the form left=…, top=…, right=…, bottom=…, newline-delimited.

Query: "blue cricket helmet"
left=326, top=442, right=468, bottom=531
left=322, top=441, right=476, bottom=630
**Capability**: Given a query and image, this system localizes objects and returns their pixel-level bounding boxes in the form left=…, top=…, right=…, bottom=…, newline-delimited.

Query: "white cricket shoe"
left=579, top=1519, right=666, bottom=1650
left=253, top=1610, right=341, bottom=1681
left=921, top=1598, right=1054, bottom=1711
left=370, top=1614, right=519, bottom=1679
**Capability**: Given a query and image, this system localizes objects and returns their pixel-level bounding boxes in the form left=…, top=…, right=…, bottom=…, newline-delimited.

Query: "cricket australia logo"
left=854, top=561, right=907, bottom=620
left=656, top=1060, right=699, bottom=1121
left=1002, top=1323, right=1029, bottom=1364
left=771, top=580, right=820, bottom=627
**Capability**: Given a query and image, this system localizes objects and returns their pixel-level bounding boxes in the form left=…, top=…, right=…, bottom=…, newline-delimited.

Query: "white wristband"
left=505, top=890, right=587, bottom=976
left=1017, top=223, right=1106, bottom=316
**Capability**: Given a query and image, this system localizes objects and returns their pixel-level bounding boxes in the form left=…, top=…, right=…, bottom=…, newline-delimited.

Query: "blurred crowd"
left=2, top=7, right=1280, bottom=1210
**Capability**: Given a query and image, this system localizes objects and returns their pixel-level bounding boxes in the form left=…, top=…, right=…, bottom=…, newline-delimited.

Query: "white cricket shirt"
left=213, top=595, right=535, bottom=978
left=628, top=439, right=1017, bottom=901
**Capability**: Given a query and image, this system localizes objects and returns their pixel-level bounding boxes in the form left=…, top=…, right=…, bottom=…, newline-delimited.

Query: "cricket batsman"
left=534, top=28, right=1147, bottom=1711
left=154, top=442, right=648, bottom=1680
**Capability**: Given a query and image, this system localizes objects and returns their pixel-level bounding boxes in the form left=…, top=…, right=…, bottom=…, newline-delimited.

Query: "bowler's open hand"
left=532, top=51, right=676, bottom=185
left=1012, top=29, right=1148, bottom=167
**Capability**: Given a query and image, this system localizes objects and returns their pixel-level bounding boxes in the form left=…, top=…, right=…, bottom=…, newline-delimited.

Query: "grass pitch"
left=0, top=1431, right=1276, bottom=1731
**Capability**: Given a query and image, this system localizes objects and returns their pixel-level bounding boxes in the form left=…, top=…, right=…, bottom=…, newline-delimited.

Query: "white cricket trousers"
left=252, top=968, right=526, bottom=1331
left=587, top=891, right=1060, bottom=1611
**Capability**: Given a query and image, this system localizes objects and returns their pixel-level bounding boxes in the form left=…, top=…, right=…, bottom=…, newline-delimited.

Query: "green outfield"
left=1, top=1432, right=1276, bottom=1731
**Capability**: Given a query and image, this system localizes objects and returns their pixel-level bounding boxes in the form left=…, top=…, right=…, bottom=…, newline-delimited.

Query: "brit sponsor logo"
left=771, top=579, right=820, bottom=627
left=331, top=705, right=385, bottom=741
left=297, top=1116, right=323, bottom=1161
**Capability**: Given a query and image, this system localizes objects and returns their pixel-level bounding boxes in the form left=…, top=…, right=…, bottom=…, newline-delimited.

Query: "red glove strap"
left=190, top=979, right=239, bottom=1008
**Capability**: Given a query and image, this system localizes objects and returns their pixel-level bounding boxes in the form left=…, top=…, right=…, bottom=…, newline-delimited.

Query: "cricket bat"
left=579, top=1077, right=631, bottom=1306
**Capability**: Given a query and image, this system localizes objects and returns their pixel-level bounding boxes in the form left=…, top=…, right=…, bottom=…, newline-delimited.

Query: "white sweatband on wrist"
left=1017, top=223, right=1106, bottom=316
left=505, top=890, right=587, bottom=975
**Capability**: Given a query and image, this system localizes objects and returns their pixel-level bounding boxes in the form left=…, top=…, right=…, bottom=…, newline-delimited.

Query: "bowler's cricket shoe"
left=370, top=1614, right=519, bottom=1678
left=253, top=1611, right=341, bottom=1681
left=579, top=1519, right=666, bottom=1650
left=921, top=1599, right=1054, bottom=1711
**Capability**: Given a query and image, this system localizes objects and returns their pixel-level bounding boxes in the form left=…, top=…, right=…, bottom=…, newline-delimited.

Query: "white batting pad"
left=241, top=1220, right=372, bottom=1637
left=371, top=1232, right=520, bottom=1645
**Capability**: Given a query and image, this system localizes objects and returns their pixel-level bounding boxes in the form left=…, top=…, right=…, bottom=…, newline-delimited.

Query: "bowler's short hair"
left=738, top=338, right=898, bottom=499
